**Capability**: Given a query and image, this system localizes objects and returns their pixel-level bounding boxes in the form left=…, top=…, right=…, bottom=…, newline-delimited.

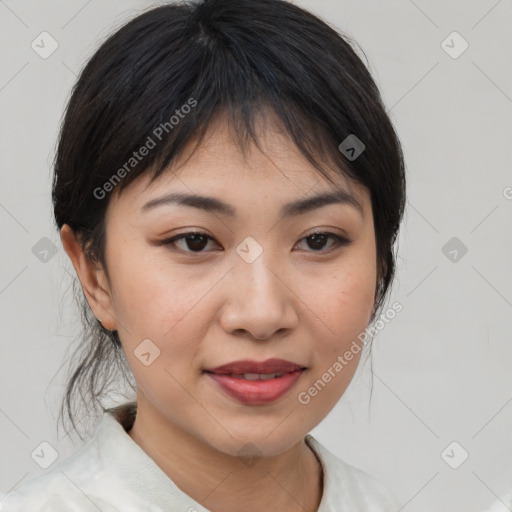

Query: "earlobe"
left=60, top=224, right=118, bottom=331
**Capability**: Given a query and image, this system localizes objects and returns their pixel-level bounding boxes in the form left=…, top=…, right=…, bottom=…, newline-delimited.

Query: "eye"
left=159, top=231, right=219, bottom=253
left=295, top=232, right=352, bottom=252
left=158, top=230, right=352, bottom=255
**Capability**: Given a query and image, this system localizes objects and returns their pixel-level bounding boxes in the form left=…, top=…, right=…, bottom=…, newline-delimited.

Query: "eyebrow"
left=141, top=189, right=364, bottom=219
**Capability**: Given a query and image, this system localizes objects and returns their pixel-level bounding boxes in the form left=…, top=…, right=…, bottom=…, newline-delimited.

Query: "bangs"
left=56, top=0, right=379, bottom=229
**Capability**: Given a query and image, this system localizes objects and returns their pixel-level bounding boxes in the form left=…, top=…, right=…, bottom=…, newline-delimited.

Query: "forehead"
left=112, top=112, right=368, bottom=215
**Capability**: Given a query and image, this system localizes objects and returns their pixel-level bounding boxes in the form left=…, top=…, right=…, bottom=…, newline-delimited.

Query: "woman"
left=2, top=0, right=406, bottom=510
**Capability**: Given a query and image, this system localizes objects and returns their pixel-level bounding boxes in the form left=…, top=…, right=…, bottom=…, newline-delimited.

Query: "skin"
left=61, top=112, right=378, bottom=512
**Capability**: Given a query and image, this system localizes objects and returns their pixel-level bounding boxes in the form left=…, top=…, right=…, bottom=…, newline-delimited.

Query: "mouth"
left=204, top=359, right=307, bottom=405
left=207, top=372, right=290, bottom=380
left=204, top=358, right=306, bottom=375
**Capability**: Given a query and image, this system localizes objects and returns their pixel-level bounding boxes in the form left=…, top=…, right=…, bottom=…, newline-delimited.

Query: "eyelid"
left=156, top=230, right=219, bottom=249
left=157, top=229, right=352, bottom=255
left=303, top=227, right=350, bottom=240
left=295, top=231, right=352, bottom=252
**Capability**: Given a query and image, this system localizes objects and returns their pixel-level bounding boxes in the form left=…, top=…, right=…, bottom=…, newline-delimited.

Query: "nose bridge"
left=219, top=242, right=297, bottom=339
left=234, top=244, right=283, bottom=306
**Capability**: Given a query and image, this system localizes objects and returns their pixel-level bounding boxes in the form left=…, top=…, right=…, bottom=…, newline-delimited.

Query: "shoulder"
left=0, top=438, right=119, bottom=512
left=1, top=409, right=140, bottom=512
left=305, top=435, right=401, bottom=512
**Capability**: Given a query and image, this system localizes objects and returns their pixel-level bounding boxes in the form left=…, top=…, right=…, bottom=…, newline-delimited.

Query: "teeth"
left=243, top=373, right=261, bottom=380
left=242, top=373, right=284, bottom=380
left=257, top=373, right=276, bottom=380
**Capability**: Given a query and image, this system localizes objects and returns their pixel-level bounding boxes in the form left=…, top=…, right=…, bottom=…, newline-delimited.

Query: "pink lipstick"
left=204, top=358, right=306, bottom=405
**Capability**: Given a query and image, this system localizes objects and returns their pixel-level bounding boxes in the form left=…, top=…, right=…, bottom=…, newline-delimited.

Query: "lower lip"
left=206, top=370, right=305, bottom=405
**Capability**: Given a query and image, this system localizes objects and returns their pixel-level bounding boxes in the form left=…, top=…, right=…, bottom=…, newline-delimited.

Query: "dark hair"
left=53, top=0, right=406, bottom=436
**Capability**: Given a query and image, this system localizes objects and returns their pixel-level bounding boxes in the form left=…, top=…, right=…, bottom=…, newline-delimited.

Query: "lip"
left=204, top=358, right=307, bottom=405
left=206, top=370, right=305, bottom=405
left=205, top=358, right=305, bottom=374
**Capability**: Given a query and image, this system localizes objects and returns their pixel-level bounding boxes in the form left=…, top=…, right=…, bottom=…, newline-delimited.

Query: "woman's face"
left=96, top=114, right=377, bottom=457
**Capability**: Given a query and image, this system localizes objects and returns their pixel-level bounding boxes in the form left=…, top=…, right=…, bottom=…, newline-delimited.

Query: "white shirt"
left=1, top=404, right=401, bottom=511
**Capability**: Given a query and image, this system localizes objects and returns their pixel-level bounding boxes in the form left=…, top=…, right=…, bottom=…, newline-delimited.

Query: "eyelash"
left=158, top=231, right=352, bottom=255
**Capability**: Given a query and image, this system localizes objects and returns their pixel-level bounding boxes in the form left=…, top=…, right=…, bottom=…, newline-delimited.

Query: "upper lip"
left=205, top=358, right=306, bottom=375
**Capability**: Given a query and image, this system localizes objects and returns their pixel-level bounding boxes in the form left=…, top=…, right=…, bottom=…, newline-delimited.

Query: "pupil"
left=308, top=233, right=327, bottom=250
left=187, top=234, right=207, bottom=251
left=184, top=234, right=329, bottom=252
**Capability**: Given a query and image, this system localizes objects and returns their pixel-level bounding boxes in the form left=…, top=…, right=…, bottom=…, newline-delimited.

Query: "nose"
left=218, top=253, right=299, bottom=341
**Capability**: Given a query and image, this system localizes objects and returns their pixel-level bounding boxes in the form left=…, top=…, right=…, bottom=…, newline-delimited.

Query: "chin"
left=199, top=423, right=306, bottom=459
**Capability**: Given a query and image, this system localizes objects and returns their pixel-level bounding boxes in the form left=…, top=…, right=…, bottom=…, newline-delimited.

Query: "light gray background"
left=1, top=1, right=511, bottom=510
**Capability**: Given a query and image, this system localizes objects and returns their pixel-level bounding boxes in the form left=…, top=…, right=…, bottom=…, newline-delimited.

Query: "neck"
left=125, top=397, right=323, bottom=512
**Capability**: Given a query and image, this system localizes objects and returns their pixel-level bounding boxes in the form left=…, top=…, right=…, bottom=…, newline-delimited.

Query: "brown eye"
left=160, top=232, right=219, bottom=253
left=159, top=230, right=351, bottom=255
left=296, top=232, right=351, bottom=252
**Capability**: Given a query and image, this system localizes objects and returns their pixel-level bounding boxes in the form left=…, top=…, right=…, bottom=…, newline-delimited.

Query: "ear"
left=60, top=224, right=118, bottom=331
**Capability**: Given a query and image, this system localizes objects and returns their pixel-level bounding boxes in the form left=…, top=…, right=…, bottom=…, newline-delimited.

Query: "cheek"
left=315, top=252, right=376, bottom=332
left=308, top=248, right=376, bottom=370
left=331, top=271, right=375, bottom=335
left=107, top=244, right=195, bottom=331
left=107, top=245, right=220, bottom=374
left=298, top=267, right=375, bottom=416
